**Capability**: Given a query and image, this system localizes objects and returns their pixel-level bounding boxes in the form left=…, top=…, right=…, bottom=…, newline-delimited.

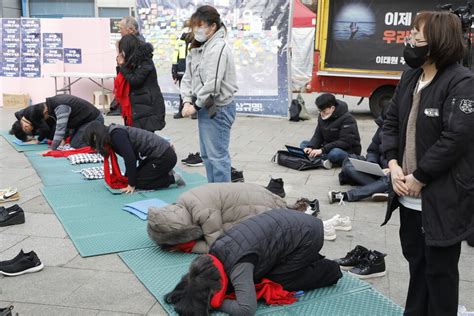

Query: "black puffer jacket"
left=383, top=63, right=474, bottom=246
left=210, top=209, right=324, bottom=281
left=366, top=116, right=388, bottom=168
left=117, top=42, right=166, bottom=132
left=307, top=100, right=361, bottom=155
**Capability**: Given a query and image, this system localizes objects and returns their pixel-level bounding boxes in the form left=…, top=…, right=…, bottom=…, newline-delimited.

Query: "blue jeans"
left=198, top=102, right=236, bottom=183
left=341, top=158, right=389, bottom=201
left=300, top=140, right=348, bottom=166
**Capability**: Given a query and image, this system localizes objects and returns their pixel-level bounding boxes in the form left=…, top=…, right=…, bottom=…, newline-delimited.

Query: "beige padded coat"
left=147, top=183, right=287, bottom=253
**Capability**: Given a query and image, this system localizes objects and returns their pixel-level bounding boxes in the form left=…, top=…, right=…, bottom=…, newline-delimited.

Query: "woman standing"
left=180, top=5, right=238, bottom=183
left=116, top=34, right=166, bottom=132
left=383, top=11, right=474, bottom=316
left=83, top=122, right=184, bottom=194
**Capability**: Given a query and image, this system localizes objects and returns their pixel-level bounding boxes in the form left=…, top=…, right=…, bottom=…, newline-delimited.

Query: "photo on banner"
left=135, top=0, right=291, bottom=117
left=322, top=0, right=474, bottom=72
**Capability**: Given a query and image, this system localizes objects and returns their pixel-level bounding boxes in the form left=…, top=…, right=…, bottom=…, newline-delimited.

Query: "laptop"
left=285, top=145, right=315, bottom=161
left=348, top=158, right=386, bottom=177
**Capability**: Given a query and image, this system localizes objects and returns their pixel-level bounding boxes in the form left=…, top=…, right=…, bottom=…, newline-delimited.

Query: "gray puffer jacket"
left=147, top=183, right=287, bottom=253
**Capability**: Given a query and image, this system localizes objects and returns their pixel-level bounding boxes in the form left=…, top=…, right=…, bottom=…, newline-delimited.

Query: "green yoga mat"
left=119, top=248, right=404, bottom=315
left=0, top=131, right=50, bottom=152
left=41, top=174, right=207, bottom=256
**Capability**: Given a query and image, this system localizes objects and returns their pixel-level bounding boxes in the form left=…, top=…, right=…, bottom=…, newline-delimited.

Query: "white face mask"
left=321, top=113, right=332, bottom=120
left=194, top=27, right=210, bottom=43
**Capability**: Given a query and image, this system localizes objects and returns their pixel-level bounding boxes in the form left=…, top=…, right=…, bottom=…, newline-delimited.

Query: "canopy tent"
left=291, top=0, right=316, bottom=90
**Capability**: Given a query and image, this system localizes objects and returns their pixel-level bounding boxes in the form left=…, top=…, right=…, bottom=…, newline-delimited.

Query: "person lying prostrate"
left=147, top=182, right=288, bottom=253
left=83, top=122, right=184, bottom=194
left=10, top=105, right=55, bottom=143
left=30, top=94, right=103, bottom=151
left=165, top=209, right=342, bottom=316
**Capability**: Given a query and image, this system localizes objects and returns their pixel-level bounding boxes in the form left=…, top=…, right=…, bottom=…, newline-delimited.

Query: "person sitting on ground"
left=115, top=34, right=166, bottom=132
left=83, top=122, right=183, bottom=194
left=30, top=94, right=103, bottom=151
left=301, top=93, right=361, bottom=168
left=165, top=209, right=342, bottom=315
left=147, top=182, right=288, bottom=253
left=10, top=105, right=55, bottom=143
left=328, top=114, right=390, bottom=204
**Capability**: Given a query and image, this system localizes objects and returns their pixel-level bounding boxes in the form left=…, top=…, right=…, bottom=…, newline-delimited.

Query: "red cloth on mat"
left=114, top=72, right=132, bottom=126
left=42, top=146, right=95, bottom=157
left=208, top=255, right=297, bottom=309
left=104, top=149, right=128, bottom=189
left=171, top=240, right=197, bottom=253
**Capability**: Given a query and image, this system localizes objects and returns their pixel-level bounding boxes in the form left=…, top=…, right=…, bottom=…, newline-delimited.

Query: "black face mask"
left=403, top=45, right=429, bottom=68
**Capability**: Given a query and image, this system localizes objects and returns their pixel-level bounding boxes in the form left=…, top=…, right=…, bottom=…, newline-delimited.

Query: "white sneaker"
left=324, top=224, right=336, bottom=241
left=322, top=159, right=333, bottom=170
left=324, top=214, right=352, bottom=231
left=328, top=190, right=345, bottom=205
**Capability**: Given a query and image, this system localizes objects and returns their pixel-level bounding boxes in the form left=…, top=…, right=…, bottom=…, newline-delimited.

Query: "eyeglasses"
left=404, top=36, right=428, bottom=48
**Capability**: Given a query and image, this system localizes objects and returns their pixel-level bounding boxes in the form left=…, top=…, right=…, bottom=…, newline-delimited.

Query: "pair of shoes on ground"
left=265, top=178, right=285, bottom=198
left=0, top=188, right=20, bottom=204
left=0, top=204, right=25, bottom=227
left=0, top=250, right=44, bottom=277
left=181, top=152, right=204, bottom=167
left=231, top=167, right=244, bottom=183
left=323, top=214, right=352, bottom=241
left=292, top=197, right=320, bottom=216
left=328, top=190, right=389, bottom=205
left=335, top=245, right=387, bottom=279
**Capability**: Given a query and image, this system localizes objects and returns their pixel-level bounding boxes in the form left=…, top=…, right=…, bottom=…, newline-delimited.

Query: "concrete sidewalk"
left=0, top=98, right=473, bottom=315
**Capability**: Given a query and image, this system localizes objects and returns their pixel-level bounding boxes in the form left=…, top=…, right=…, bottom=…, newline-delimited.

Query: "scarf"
left=171, top=240, right=197, bottom=253
left=208, top=255, right=297, bottom=309
left=42, top=146, right=95, bottom=157
left=104, top=148, right=128, bottom=189
left=114, top=72, right=132, bottom=126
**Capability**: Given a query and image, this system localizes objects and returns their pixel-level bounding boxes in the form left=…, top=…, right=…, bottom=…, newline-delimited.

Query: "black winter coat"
left=366, top=116, right=388, bottom=168
left=210, top=209, right=324, bottom=282
left=118, top=42, right=166, bottom=132
left=45, top=95, right=100, bottom=129
left=382, top=63, right=474, bottom=246
left=15, top=107, right=55, bottom=141
left=307, top=100, right=361, bottom=155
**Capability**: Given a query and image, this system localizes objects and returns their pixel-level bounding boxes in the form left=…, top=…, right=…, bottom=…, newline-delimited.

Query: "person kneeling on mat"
left=83, top=122, right=184, bottom=194
left=147, top=182, right=288, bottom=253
left=166, top=209, right=342, bottom=315
left=10, top=105, right=55, bottom=143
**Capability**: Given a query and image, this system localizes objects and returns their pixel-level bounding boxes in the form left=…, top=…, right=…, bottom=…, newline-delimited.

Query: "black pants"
left=266, top=255, right=342, bottom=292
left=136, top=147, right=177, bottom=190
left=399, top=206, right=461, bottom=316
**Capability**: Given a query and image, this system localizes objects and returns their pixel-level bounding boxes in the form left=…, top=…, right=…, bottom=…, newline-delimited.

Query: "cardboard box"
left=2, top=94, right=30, bottom=108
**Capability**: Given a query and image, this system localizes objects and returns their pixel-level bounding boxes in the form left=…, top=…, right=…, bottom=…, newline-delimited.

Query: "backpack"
left=272, top=150, right=323, bottom=171
left=289, top=99, right=301, bottom=122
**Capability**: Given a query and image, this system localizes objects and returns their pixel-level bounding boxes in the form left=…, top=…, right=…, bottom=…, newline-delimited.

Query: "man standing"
left=118, top=16, right=145, bottom=41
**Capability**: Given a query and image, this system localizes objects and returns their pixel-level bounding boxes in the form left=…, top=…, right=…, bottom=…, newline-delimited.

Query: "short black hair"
left=10, top=120, right=28, bottom=142
left=315, top=93, right=336, bottom=110
left=165, top=255, right=221, bottom=316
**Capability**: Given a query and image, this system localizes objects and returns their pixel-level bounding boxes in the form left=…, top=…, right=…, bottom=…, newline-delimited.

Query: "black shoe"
left=265, top=178, right=285, bottom=198
left=186, top=152, right=204, bottom=167
left=0, top=250, right=44, bottom=277
left=173, top=112, right=183, bottom=119
left=348, top=250, right=386, bottom=279
left=0, top=305, right=15, bottom=316
left=292, top=198, right=320, bottom=216
left=335, top=245, right=369, bottom=271
left=181, top=153, right=195, bottom=164
left=231, top=167, right=244, bottom=182
left=0, top=204, right=25, bottom=227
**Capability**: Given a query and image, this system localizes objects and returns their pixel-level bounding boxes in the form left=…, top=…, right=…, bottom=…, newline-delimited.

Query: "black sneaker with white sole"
left=186, top=153, right=204, bottom=166
left=0, top=204, right=25, bottom=227
left=0, top=250, right=44, bottom=277
left=348, top=250, right=387, bottom=279
left=335, top=245, right=369, bottom=271
left=265, top=178, right=285, bottom=198
left=181, top=153, right=194, bottom=164
left=231, top=167, right=244, bottom=182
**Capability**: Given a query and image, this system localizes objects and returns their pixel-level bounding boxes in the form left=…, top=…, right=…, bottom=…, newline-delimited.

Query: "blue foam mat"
left=0, top=131, right=50, bottom=152
left=119, top=248, right=403, bottom=315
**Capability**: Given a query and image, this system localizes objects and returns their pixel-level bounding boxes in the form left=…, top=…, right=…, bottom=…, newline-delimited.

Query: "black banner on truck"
left=322, top=0, right=473, bottom=72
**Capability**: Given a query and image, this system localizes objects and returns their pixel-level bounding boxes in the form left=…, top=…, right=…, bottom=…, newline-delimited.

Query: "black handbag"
left=272, top=150, right=323, bottom=171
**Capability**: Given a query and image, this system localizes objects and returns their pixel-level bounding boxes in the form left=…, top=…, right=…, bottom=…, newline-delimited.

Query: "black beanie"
left=315, top=93, right=336, bottom=110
